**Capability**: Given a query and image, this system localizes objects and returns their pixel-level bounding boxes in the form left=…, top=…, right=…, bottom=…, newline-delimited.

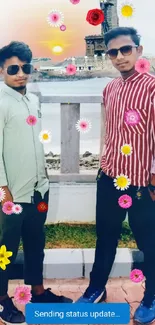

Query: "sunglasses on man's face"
left=106, top=45, right=138, bottom=59
left=6, top=64, right=33, bottom=75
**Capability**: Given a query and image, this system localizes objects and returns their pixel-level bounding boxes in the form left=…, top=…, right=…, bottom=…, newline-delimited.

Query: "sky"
left=0, top=0, right=154, bottom=62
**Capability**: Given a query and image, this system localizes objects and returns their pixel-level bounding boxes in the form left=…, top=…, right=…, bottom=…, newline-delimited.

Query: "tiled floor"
left=0, top=277, right=154, bottom=325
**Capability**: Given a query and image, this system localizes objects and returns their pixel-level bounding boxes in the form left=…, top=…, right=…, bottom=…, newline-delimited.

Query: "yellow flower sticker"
left=120, top=2, right=134, bottom=18
left=114, top=174, right=131, bottom=191
left=0, top=245, right=13, bottom=270
left=121, top=144, right=133, bottom=156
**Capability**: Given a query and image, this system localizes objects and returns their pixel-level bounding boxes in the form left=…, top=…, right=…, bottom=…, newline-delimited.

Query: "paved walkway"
left=1, top=277, right=154, bottom=325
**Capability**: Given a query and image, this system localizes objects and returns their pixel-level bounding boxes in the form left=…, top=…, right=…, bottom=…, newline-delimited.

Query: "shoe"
left=0, top=296, right=26, bottom=325
left=31, top=288, right=72, bottom=303
left=75, top=286, right=107, bottom=303
left=134, top=298, right=155, bottom=324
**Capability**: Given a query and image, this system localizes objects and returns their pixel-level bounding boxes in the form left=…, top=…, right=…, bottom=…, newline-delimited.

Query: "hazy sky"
left=0, top=0, right=154, bottom=62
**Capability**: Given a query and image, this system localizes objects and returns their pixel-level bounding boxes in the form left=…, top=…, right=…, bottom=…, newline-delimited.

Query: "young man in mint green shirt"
left=0, top=41, right=72, bottom=325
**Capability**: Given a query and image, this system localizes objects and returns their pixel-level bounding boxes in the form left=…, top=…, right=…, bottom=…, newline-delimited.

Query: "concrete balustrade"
left=32, top=92, right=104, bottom=182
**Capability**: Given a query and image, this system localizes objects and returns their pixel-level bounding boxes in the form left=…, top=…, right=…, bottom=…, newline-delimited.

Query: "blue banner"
left=25, top=302, right=130, bottom=324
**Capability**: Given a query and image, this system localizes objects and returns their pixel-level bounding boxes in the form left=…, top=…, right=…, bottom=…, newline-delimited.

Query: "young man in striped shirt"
left=76, top=27, right=155, bottom=324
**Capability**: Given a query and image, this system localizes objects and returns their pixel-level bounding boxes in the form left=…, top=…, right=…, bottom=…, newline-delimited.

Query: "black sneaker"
left=31, top=288, right=73, bottom=303
left=0, top=296, right=26, bottom=324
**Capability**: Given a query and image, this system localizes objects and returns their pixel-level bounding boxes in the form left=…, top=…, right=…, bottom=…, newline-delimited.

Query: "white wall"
left=46, top=183, right=128, bottom=224
left=46, top=183, right=96, bottom=224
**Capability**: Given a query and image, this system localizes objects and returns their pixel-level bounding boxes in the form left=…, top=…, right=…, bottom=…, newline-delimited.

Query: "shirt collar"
left=2, top=84, right=30, bottom=101
left=119, top=70, right=144, bottom=83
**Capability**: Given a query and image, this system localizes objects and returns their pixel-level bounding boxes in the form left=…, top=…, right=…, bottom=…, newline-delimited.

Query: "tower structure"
left=85, top=0, right=119, bottom=57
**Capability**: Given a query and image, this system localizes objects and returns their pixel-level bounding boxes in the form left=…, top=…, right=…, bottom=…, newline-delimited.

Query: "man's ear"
left=137, top=45, right=143, bottom=56
left=0, top=67, right=3, bottom=75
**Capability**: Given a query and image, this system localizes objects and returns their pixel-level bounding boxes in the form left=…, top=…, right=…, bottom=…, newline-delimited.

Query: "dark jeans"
left=0, top=190, right=49, bottom=296
left=89, top=169, right=155, bottom=296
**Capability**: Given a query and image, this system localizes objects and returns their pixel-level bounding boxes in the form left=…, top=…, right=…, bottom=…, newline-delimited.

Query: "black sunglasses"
left=6, top=64, right=33, bottom=75
left=106, top=45, right=138, bottom=59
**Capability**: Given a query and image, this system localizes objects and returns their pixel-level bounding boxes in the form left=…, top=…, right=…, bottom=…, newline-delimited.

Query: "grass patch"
left=19, top=222, right=137, bottom=249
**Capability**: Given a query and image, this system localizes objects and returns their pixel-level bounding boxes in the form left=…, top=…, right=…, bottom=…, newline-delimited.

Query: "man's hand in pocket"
left=1, top=186, right=13, bottom=207
left=148, top=189, right=155, bottom=201
left=148, top=175, right=155, bottom=201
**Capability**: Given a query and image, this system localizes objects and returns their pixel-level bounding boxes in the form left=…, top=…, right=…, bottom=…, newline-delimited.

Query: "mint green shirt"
left=0, top=84, right=49, bottom=203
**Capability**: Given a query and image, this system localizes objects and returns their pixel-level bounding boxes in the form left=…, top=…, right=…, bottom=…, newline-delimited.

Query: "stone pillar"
left=61, top=103, right=80, bottom=174
left=107, top=0, right=119, bottom=29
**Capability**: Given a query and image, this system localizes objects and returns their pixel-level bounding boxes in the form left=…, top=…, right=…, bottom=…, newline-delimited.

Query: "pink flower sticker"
left=124, top=110, right=140, bottom=126
left=135, top=58, right=150, bottom=74
left=75, top=118, right=92, bottom=133
left=26, top=115, right=37, bottom=126
left=47, top=10, right=64, bottom=27
left=60, top=24, right=66, bottom=31
left=70, top=0, right=80, bottom=4
left=130, top=269, right=144, bottom=283
left=12, top=204, right=23, bottom=214
left=66, top=64, right=76, bottom=75
left=2, top=201, right=14, bottom=215
left=118, top=194, right=132, bottom=209
left=14, top=285, right=32, bottom=304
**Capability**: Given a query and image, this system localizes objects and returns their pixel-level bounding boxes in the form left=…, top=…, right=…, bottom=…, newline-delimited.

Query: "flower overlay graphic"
left=0, top=245, right=13, bottom=271
left=121, top=144, right=133, bottom=156
left=66, top=64, right=76, bottom=75
left=26, top=115, right=37, bottom=126
left=70, top=0, right=80, bottom=4
left=60, top=24, right=66, bottom=31
left=12, top=204, right=23, bottom=215
left=0, top=305, right=4, bottom=312
left=39, top=130, right=52, bottom=144
left=2, top=201, right=14, bottom=215
left=124, top=110, right=140, bottom=126
left=86, top=8, right=104, bottom=26
left=37, top=202, right=48, bottom=213
left=118, top=194, right=132, bottom=209
left=75, top=118, right=92, bottom=133
left=47, top=10, right=64, bottom=27
left=0, top=187, right=6, bottom=202
left=14, top=285, right=32, bottom=305
left=130, top=269, right=144, bottom=283
left=114, top=174, right=131, bottom=191
left=135, top=58, right=151, bottom=74
left=120, top=2, right=134, bottom=18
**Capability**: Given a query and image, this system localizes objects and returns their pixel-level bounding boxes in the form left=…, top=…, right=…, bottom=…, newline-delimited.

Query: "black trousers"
left=89, top=169, right=155, bottom=296
left=0, top=190, right=49, bottom=296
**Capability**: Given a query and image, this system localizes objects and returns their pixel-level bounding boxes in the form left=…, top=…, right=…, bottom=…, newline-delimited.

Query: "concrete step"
left=9, top=248, right=144, bottom=280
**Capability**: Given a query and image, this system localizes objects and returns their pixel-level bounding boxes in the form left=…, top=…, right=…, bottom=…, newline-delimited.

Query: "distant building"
left=32, top=59, right=53, bottom=69
left=85, top=0, right=119, bottom=57
left=85, top=35, right=106, bottom=57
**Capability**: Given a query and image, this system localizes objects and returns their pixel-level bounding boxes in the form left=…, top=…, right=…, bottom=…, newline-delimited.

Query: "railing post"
left=60, top=103, right=80, bottom=173
left=31, top=91, right=42, bottom=108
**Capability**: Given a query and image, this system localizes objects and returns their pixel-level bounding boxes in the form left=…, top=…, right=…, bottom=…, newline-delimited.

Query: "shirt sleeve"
left=0, top=108, right=8, bottom=186
left=101, top=88, right=107, bottom=157
left=151, top=159, right=155, bottom=173
left=151, top=93, right=155, bottom=174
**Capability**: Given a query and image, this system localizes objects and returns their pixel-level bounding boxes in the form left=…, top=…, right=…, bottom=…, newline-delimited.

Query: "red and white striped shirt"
left=101, top=71, right=155, bottom=187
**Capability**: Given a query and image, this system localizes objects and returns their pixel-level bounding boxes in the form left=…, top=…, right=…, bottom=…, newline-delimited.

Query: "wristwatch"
left=148, top=183, right=155, bottom=193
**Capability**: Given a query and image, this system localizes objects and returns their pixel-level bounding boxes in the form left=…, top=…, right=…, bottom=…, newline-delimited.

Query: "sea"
left=0, top=77, right=112, bottom=154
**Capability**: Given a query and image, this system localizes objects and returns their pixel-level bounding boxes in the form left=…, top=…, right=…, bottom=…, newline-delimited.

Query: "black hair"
left=0, top=41, right=32, bottom=67
left=104, top=27, right=141, bottom=47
